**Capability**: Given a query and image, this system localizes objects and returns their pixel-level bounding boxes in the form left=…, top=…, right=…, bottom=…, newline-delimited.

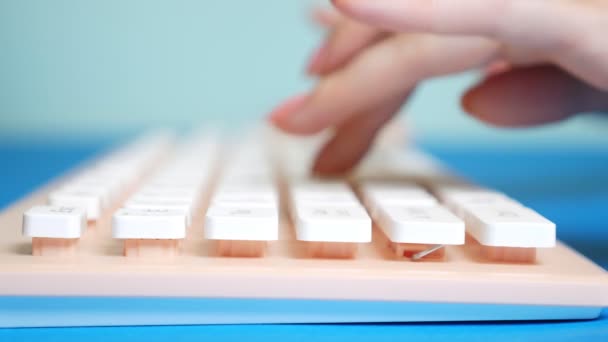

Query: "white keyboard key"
left=147, top=177, right=204, bottom=189
left=376, top=205, right=465, bottom=245
left=432, top=184, right=489, bottom=200
left=60, top=183, right=112, bottom=207
left=293, top=191, right=360, bottom=206
left=221, top=172, right=274, bottom=185
left=294, top=205, right=371, bottom=243
left=212, top=196, right=277, bottom=208
left=154, top=169, right=207, bottom=184
left=136, top=188, right=198, bottom=200
left=126, top=197, right=193, bottom=206
left=434, top=186, right=520, bottom=217
left=68, top=174, right=124, bottom=198
left=123, top=199, right=193, bottom=225
left=141, top=181, right=198, bottom=191
left=464, top=204, right=556, bottom=248
left=292, top=181, right=351, bottom=194
left=225, top=162, right=273, bottom=176
left=361, top=183, right=437, bottom=209
left=112, top=208, right=187, bottom=239
left=22, top=206, right=86, bottom=238
left=204, top=206, right=279, bottom=241
left=213, top=189, right=277, bottom=202
left=216, top=183, right=277, bottom=195
left=446, top=191, right=515, bottom=207
left=89, top=161, right=144, bottom=186
left=433, top=185, right=506, bottom=205
left=130, top=189, right=198, bottom=203
left=292, top=182, right=360, bottom=206
left=48, top=190, right=103, bottom=220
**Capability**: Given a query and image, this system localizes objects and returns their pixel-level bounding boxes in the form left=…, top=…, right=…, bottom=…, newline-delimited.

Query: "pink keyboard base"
left=0, top=180, right=607, bottom=323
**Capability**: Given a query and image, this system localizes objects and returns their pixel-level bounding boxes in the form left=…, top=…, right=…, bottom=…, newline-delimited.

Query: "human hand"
left=269, top=0, right=608, bottom=174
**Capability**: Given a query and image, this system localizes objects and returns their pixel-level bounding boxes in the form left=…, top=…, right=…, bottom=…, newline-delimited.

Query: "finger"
left=462, top=65, right=608, bottom=127
left=311, top=6, right=342, bottom=28
left=331, top=0, right=579, bottom=48
left=334, top=0, right=608, bottom=92
left=308, top=19, right=387, bottom=75
left=484, top=60, right=511, bottom=77
left=271, top=34, right=499, bottom=134
left=313, top=93, right=409, bottom=175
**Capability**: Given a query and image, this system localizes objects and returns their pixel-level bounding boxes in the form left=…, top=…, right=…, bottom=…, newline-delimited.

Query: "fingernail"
left=307, top=42, right=330, bottom=75
left=268, top=94, right=310, bottom=124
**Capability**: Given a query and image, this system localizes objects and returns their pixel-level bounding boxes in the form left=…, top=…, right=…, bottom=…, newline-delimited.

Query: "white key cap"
left=433, top=185, right=506, bottom=205
left=130, top=189, right=198, bottom=203
left=293, top=192, right=360, bottom=206
left=204, top=206, right=279, bottom=241
left=153, top=170, right=207, bottom=185
left=67, top=174, right=124, bottom=199
left=133, top=192, right=198, bottom=203
left=454, top=195, right=524, bottom=223
left=294, top=205, right=371, bottom=242
left=361, top=183, right=437, bottom=209
left=123, top=199, right=193, bottom=225
left=216, top=184, right=277, bottom=195
left=376, top=205, right=465, bottom=245
left=147, top=177, right=205, bottom=189
left=221, top=172, right=274, bottom=185
left=224, top=162, right=273, bottom=177
left=48, top=190, right=103, bottom=220
left=464, top=203, right=556, bottom=248
left=292, top=182, right=360, bottom=206
left=443, top=190, right=511, bottom=204
left=292, top=181, right=351, bottom=194
left=212, top=196, right=278, bottom=208
left=60, top=183, right=112, bottom=207
left=22, top=206, right=86, bottom=238
left=432, top=184, right=489, bottom=201
left=213, top=189, right=277, bottom=202
left=112, top=208, right=187, bottom=239
left=434, top=186, right=520, bottom=217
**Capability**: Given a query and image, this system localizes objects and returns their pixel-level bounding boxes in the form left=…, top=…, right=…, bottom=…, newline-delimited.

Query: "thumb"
left=462, top=65, right=608, bottom=127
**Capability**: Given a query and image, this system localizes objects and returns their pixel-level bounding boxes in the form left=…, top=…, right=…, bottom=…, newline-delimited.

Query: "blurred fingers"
left=332, top=0, right=608, bottom=91
left=311, top=6, right=342, bottom=28
left=308, top=18, right=388, bottom=75
left=462, top=65, right=608, bottom=127
left=313, top=93, right=409, bottom=175
left=270, top=34, right=499, bottom=135
left=331, top=0, right=580, bottom=48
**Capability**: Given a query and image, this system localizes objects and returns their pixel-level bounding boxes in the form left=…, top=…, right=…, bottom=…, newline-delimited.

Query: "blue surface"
left=0, top=297, right=602, bottom=328
left=0, top=142, right=607, bottom=340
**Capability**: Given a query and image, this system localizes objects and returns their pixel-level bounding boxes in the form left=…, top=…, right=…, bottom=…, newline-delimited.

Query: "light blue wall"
left=0, top=0, right=606, bottom=145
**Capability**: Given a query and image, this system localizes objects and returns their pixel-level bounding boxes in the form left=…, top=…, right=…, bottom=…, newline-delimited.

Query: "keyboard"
left=1, top=124, right=607, bottom=327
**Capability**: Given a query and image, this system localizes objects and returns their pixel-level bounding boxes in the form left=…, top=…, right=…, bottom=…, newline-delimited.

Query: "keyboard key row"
left=22, top=199, right=555, bottom=263
left=22, top=137, right=556, bottom=263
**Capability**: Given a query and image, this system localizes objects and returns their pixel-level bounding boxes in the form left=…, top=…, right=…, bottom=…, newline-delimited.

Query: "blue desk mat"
left=0, top=141, right=606, bottom=341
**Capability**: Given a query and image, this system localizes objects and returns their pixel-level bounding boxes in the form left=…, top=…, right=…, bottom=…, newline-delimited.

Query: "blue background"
left=0, top=142, right=606, bottom=341
left=1, top=0, right=608, bottom=146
